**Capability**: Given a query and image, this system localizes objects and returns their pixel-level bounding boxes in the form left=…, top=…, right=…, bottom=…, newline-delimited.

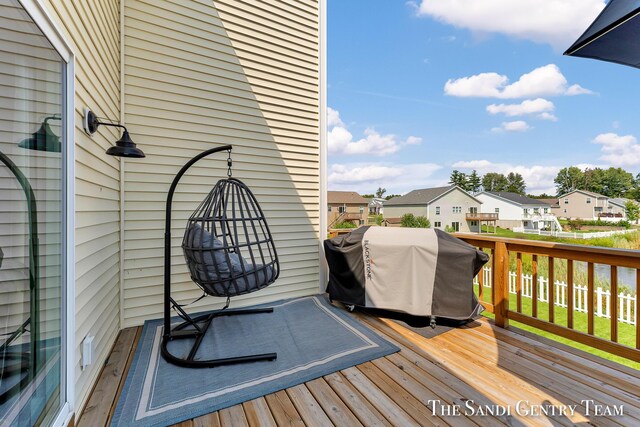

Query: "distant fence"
left=474, top=267, right=637, bottom=325
left=512, top=227, right=636, bottom=239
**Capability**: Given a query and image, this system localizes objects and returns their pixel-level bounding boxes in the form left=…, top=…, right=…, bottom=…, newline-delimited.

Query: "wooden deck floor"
left=77, top=313, right=640, bottom=427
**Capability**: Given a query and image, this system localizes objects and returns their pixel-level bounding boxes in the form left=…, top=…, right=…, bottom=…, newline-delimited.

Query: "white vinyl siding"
left=43, top=0, right=121, bottom=412
left=122, top=0, right=320, bottom=326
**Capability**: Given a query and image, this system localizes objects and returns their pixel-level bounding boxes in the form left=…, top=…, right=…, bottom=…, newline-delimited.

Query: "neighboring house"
left=382, top=217, right=402, bottom=227
left=384, top=185, right=482, bottom=232
left=367, top=197, right=385, bottom=216
left=328, top=191, right=369, bottom=227
left=540, top=198, right=560, bottom=217
left=0, top=1, right=324, bottom=425
left=476, top=192, right=561, bottom=231
left=556, top=190, right=626, bottom=220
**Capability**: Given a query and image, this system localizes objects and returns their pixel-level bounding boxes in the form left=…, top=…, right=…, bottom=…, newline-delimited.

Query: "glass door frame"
left=17, top=1, right=75, bottom=426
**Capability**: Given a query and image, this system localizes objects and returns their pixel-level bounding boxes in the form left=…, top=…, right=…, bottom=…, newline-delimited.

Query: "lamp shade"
left=18, top=121, right=61, bottom=153
left=105, top=130, right=145, bottom=158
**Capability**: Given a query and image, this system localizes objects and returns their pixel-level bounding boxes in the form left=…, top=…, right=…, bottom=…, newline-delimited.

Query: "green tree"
left=449, top=170, right=468, bottom=190
left=505, top=172, right=526, bottom=195
left=385, top=194, right=401, bottom=200
left=375, top=187, right=387, bottom=199
left=482, top=173, right=508, bottom=192
left=400, top=213, right=431, bottom=228
left=554, top=166, right=584, bottom=196
left=625, top=200, right=640, bottom=224
left=600, top=167, right=634, bottom=197
left=583, top=168, right=605, bottom=194
left=468, top=170, right=481, bottom=193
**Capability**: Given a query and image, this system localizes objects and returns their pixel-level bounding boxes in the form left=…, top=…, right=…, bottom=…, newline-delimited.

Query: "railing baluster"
left=493, top=242, right=509, bottom=328
left=516, top=252, right=522, bottom=313
left=567, top=259, right=574, bottom=329
left=478, top=264, right=484, bottom=301
left=588, top=262, right=594, bottom=335
left=532, top=255, right=538, bottom=318
left=549, top=257, right=555, bottom=324
left=636, top=269, right=639, bottom=349
left=611, top=265, right=618, bottom=343
left=490, top=249, right=495, bottom=306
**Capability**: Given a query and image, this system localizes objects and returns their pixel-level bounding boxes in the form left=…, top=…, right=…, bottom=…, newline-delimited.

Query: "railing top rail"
left=455, top=233, right=640, bottom=268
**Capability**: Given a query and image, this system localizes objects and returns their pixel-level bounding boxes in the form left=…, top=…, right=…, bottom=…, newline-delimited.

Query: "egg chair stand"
left=161, top=145, right=279, bottom=368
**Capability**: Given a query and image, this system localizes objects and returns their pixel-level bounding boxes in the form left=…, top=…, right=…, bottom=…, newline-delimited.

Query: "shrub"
left=567, top=219, right=583, bottom=231
left=618, top=220, right=631, bottom=229
left=334, top=221, right=356, bottom=229
left=375, top=214, right=384, bottom=226
left=400, top=213, right=431, bottom=228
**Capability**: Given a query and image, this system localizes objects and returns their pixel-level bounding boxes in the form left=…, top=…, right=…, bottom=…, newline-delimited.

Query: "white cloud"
left=593, top=133, right=640, bottom=167
left=327, top=108, right=422, bottom=156
left=445, top=64, right=592, bottom=99
left=486, top=98, right=556, bottom=121
left=452, top=160, right=560, bottom=194
left=329, top=162, right=443, bottom=194
left=416, top=0, right=605, bottom=49
left=491, top=121, right=531, bottom=133
left=405, top=136, right=423, bottom=145
left=537, top=112, right=558, bottom=122
left=327, top=107, right=344, bottom=127
left=444, top=72, right=507, bottom=98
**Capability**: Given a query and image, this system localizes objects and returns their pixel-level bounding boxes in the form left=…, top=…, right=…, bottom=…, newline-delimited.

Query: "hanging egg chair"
left=161, top=145, right=280, bottom=368
left=182, top=178, right=279, bottom=298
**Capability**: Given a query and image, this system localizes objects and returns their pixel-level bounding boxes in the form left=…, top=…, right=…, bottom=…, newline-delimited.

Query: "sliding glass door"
left=0, top=0, right=68, bottom=425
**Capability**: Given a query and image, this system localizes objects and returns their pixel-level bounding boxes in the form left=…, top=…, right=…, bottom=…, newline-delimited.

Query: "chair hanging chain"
left=227, top=149, right=232, bottom=178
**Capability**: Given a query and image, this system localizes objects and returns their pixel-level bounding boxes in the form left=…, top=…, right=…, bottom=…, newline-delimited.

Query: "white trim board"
left=319, top=0, right=328, bottom=293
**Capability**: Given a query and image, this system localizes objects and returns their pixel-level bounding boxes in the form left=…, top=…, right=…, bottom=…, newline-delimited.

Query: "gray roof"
left=385, top=185, right=456, bottom=205
left=481, top=192, right=549, bottom=206
left=610, top=197, right=630, bottom=207
left=328, top=191, right=368, bottom=205
left=558, top=189, right=607, bottom=199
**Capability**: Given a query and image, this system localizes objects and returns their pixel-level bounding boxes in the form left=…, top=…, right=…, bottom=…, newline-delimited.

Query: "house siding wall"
left=384, top=190, right=481, bottom=232
left=383, top=205, right=428, bottom=219
left=428, top=190, right=480, bottom=233
left=122, top=0, right=320, bottom=326
left=559, top=192, right=601, bottom=219
left=43, top=0, right=122, bottom=411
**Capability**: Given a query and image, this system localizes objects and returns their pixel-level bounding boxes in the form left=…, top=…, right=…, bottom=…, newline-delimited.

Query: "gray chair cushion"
left=183, top=223, right=274, bottom=296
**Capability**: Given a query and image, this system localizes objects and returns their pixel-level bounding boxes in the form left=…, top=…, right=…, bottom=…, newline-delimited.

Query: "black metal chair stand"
left=161, top=145, right=279, bottom=368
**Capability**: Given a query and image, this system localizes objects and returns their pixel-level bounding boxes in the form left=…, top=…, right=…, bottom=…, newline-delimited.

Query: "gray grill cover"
left=324, top=226, right=488, bottom=320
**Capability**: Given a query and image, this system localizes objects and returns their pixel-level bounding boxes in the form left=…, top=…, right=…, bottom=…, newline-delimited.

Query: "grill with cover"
left=324, top=226, right=488, bottom=325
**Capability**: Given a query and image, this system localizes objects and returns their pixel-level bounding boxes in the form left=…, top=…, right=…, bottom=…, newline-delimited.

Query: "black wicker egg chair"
left=161, top=145, right=280, bottom=368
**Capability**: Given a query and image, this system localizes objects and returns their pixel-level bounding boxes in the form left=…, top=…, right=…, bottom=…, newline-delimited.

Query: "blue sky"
left=327, top=0, right=640, bottom=195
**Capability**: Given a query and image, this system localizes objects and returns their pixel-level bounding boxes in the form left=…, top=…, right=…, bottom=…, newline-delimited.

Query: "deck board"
left=79, top=312, right=640, bottom=427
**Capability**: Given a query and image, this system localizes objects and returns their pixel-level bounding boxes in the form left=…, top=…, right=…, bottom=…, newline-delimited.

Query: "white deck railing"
left=511, top=227, right=636, bottom=239
left=474, top=267, right=637, bottom=325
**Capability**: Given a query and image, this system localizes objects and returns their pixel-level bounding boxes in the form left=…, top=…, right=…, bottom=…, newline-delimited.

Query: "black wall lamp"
left=83, top=108, right=145, bottom=158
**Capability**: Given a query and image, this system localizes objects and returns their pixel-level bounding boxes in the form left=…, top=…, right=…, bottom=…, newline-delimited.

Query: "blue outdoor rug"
left=111, top=295, right=399, bottom=426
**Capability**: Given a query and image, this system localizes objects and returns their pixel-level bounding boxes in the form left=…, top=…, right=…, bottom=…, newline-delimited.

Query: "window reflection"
left=0, top=0, right=65, bottom=425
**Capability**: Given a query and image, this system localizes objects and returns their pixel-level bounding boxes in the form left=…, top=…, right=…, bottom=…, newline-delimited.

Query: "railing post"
left=493, top=241, right=509, bottom=328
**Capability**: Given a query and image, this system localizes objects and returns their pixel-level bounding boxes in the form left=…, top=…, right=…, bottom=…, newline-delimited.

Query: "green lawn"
left=480, top=225, right=640, bottom=249
left=474, top=284, right=639, bottom=370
